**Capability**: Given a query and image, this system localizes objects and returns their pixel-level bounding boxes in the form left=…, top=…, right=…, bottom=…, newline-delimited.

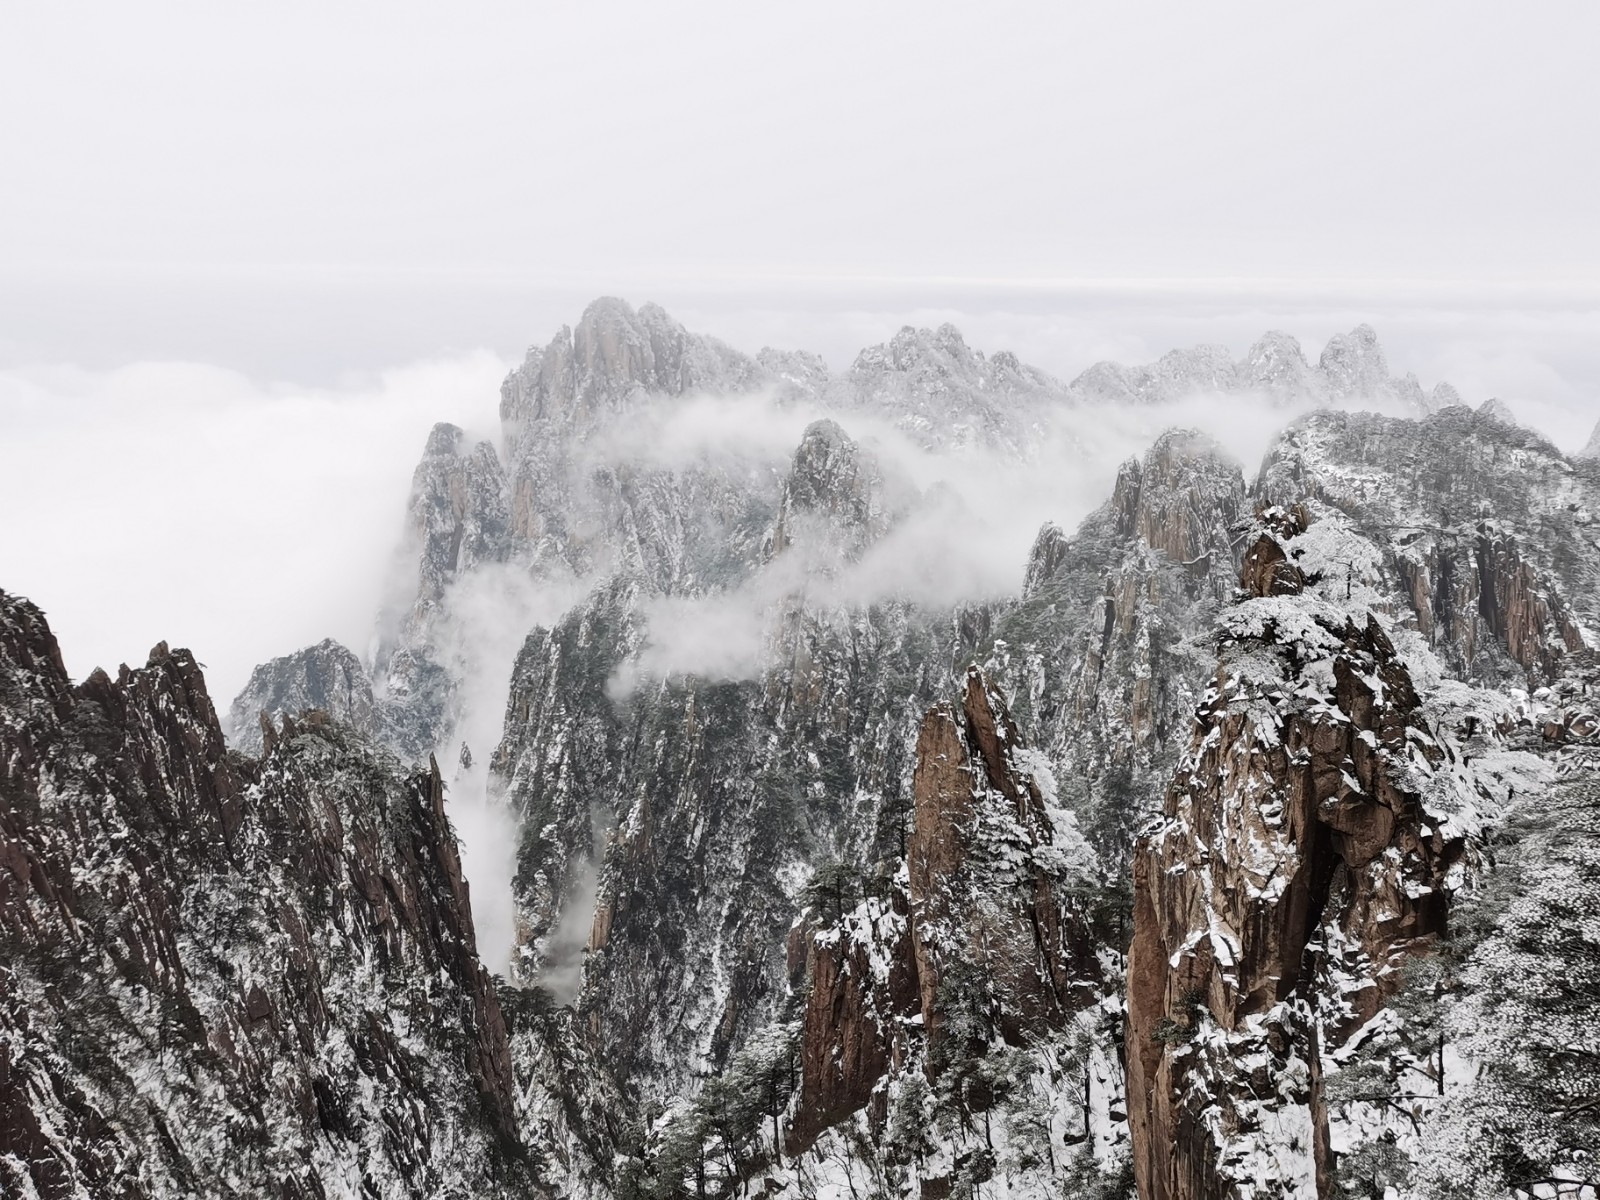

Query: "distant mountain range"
left=5, top=299, right=1598, bottom=1200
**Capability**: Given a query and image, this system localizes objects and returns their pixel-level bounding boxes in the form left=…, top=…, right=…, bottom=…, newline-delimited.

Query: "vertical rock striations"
left=789, top=668, right=1103, bottom=1162
left=905, top=668, right=1097, bottom=1050
left=1125, top=507, right=1536, bottom=1200
left=1258, top=407, right=1598, bottom=687
left=226, top=636, right=381, bottom=753
left=0, top=590, right=537, bottom=1198
left=996, top=430, right=1248, bottom=867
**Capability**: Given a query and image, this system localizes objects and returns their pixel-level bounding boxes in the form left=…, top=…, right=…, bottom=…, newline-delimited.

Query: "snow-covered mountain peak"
left=1071, top=321, right=1442, bottom=413
left=500, top=297, right=765, bottom=436
left=424, top=420, right=470, bottom=457
left=1478, top=396, right=1517, bottom=425
left=769, top=418, right=902, bottom=564
left=1241, top=328, right=1315, bottom=391
left=1317, top=321, right=1387, bottom=395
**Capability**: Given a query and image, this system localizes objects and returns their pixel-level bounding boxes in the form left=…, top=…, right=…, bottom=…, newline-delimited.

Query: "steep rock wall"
left=0, top=591, right=535, bottom=1199
left=789, top=668, right=1101, bottom=1156
left=1125, top=507, right=1529, bottom=1200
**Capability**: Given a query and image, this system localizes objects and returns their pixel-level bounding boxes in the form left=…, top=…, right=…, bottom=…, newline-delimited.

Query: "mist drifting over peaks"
left=595, top=382, right=1424, bottom=693
left=6, top=301, right=1588, bottom=1000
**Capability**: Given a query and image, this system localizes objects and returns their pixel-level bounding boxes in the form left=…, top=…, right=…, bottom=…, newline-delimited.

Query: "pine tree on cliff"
left=1414, top=770, right=1600, bottom=1198
left=804, top=860, right=862, bottom=925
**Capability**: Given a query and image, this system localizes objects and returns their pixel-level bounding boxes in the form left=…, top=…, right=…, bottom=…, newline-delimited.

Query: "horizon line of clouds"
left=13, top=259, right=1600, bottom=301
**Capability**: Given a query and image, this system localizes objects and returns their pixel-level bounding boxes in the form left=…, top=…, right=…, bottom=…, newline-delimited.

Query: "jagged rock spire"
left=1125, top=506, right=1538, bottom=1200
left=1580, top=416, right=1600, bottom=460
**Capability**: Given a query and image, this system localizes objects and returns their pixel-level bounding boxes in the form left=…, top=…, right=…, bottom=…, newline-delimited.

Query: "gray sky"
left=5, top=2, right=1600, bottom=328
left=2, top=1, right=1599, bottom=699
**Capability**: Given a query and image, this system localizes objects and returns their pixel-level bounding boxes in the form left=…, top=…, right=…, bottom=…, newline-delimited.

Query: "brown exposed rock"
left=788, top=892, right=919, bottom=1153
left=1126, top=512, right=1463, bottom=1200
left=1016, top=427, right=1249, bottom=805
left=790, top=667, right=1100, bottom=1152
left=1474, top=531, right=1587, bottom=678
left=1126, top=431, right=1245, bottom=568
left=908, top=668, right=1096, bottom=1050
left=588, top=900, right=613, bottom=952
left=1239, top=506, right=1309, bottom=597
left=1394, top=527, right=1585, bottom=683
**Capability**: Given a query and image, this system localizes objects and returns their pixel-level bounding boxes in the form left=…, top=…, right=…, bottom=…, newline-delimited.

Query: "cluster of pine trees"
left=1334, top=768, right=1600, bottom=1199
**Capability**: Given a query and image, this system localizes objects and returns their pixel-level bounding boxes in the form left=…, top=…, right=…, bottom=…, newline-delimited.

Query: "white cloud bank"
left=0, top=352, right=509, bottom=704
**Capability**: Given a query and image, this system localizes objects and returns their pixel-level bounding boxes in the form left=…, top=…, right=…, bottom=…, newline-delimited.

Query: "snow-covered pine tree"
left=1414, top=770, right=1600, bottom=1199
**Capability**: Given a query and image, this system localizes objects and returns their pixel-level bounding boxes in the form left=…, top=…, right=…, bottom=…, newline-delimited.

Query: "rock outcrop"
left=1258, top=407, right=1598, bottom=685
left=224, top=301, right=1518, bottom=1199
left=0, top=591, right=537, bottom=1198
left=995, top=430, right=1247, bottom=868
left=1580, top=417, right=1600, bottom=460
left=841, top=323, right=1064, bottom=451
left=905, top=668, right=1097, bottom=1049
left=788, top=895, right=918, bottom=1151
left=226, top=636, right=379, bottom=753
left=788, top=668, right=1104, bottom=1166
left=1125, top=507, right=1533, bottom=1200
left=767, top=419, right=902, bottom=563
left=1072, top=324, right=1438, bottom=412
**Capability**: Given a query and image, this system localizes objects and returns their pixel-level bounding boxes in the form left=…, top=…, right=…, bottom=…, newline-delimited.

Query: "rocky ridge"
left=236, top=303, right=1465, bottom=775
left=0, top=592, right=537, bottom=1198
left=1070, top=324, right=1451, bottom=412
left=227, top=636, right=383, bottom=754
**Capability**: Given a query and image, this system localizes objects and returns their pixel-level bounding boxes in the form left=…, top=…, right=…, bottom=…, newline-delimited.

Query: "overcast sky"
left=6, top=2, right=1600, bottom=296
left=2, top=0, right=1599, bottom=698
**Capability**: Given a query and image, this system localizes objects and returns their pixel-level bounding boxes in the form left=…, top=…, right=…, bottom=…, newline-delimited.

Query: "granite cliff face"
left=1124, top=497, right=1574, bottom=1200
left=0, top=592, right=536, bottom=1198
left=992, top=429, right=1248, bottom=872
left=226, top=636, right=380, bottom=753
left=1258, top=406, right=1598, bottom=686
left=788, top=669, right=1102, bottom=1156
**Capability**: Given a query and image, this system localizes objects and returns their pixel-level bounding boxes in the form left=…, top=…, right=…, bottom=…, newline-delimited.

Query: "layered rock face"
left=994, top=430, right=1247, bottom=867
left=373, top=419, right=519, bottom=759
left=0, top=592, right=536, bottom=1198
left=837, top=322, right=1065, bottom=451
left=767, top=418, right=904, bottom=562
left=492, top=472, right=961, bottom=1108
left=20, top=289, right=1600, bottom=1198
left=1259, top=406, right=1598, bottom=685
left=341, top=303, right=1472, bottom=779
left=495, top=298, right=776, bottom=597
left=1124, top=507, right=1539, bottom=1200
left=219, top=300, right=1509, bottom=1198
left=905, top=668, right=1097, bottom=1046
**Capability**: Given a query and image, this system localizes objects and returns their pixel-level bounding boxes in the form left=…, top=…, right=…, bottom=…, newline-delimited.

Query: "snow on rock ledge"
left=1125, top=507, right=1544, bottom=1200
